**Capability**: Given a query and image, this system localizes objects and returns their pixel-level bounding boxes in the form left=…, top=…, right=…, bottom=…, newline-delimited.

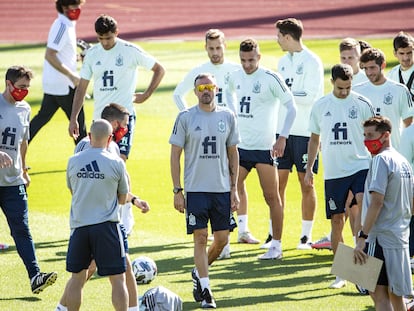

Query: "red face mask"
left=10, top=83, right=29, bottom=101
left=364, top=133, right=384, bottom=155
left=67, top=8, right=81, bottom=20
left=114, top=126, right=128, bottom=143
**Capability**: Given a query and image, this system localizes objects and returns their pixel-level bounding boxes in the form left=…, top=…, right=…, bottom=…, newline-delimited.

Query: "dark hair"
left=55, top=0, right=84, bottom=14
left=5, top=66, right=34, bottom=83
left=360, top=48, right=385, bottom=67
left=101, top=103, right=129, bottom=122
left=95, top=14, right=118, bottom=35
left=393, top=31, right=414, bottom=51
left=363, top=116, right=392, bottom=134
left=193, top=73, right=216, bottom=86
left=275, top=18, right=303, bottom=41
left=240, top=38, right=259, bottom=52
left=331, top=64, right=353, bottom=81
left=358, top=40, right=372, bottom=53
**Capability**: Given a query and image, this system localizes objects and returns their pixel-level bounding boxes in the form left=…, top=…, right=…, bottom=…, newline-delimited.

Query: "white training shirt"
left=353, top=79, right=414, bottom=150
left=388, top=64, right=414, bottom=99
left=173, top=61, right=240, bottom=112
left=400, top=124, right=414, bottom=172
left=277, top=47, right=324, bottom=137
left=352, top=70, right=369, bottom=86
left=81, top=38, right=156, bottom=120
left=43, top=13, right=77, bottom=95
left=227, top=67, right=296, bottom=150
left=309, top=91, right=374, bottom=179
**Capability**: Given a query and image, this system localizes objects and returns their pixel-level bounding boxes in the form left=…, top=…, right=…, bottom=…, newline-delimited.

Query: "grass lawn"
left=0, top=37, right=399, bottom=310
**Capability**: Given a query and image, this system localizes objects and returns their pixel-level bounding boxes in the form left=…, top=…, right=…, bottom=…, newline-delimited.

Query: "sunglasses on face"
left=196, top=84, right=216, bottom=92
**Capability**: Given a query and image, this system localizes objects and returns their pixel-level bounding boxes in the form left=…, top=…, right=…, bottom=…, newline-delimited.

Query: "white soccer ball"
left=131, top=256, right=157, bottom=284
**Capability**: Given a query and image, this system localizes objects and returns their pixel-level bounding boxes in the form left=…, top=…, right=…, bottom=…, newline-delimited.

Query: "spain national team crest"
left=252, top=81, right=261, bottom=93
left=217, top=120, right=226, bottom=133
left=296, top=63, right=304, bottom=75
left=383, top=92, right=393, bottom=105
left=116, top=54, right=123, bottom=66
left=348, top=106, right=358, bottom=119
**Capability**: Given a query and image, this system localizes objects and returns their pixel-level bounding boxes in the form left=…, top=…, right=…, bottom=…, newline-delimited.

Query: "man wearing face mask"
left=0, top=66, right=57, bottom=294
left=29, top=0, right=87, bottom=145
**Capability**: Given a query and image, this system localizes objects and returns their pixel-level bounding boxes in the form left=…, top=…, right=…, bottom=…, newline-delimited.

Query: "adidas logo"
left=324, top=111, right=331, bottom=117
left=77, top=160, right=104, bottom=179
left=195, top=126, right=202, bottom=131
left=96, top=61, right=101, bottom=66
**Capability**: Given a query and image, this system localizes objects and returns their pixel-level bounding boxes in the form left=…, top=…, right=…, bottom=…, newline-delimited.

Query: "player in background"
left=389, top=31, right=414, bottom=275
left=354, top=47, right=414, bottom=151
left=55, top=103, right=150, bottom=311
left=354, top=116, right=413, bottom=311
left=305, top=64, right=374, bottom=289
left=170, top=73, right=240, bottom=308
left=0, top=65, right=57, bottom=294
left=30, top=0, right=87, bottom=145
left=261, top=18, right=323, bottom=250
left=173, top=29, right=240, bottom=113
left=339, top=38, right=368, bottom=86
left=69, top=14, right=164, bottom=236
left=312, top=37, right=371, bottom=252
left=227, top=38, right=297, bottom=259
left=64, top=119, right=129, bottom=311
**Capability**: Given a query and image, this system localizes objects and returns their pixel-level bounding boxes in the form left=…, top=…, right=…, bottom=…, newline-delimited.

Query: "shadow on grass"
left=0, top=296, right=41, bottom=302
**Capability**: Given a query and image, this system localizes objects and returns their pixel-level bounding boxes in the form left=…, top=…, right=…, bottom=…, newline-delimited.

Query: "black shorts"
left=238, top=148, right=273, bottom=172
left=185, top=192, right=234, bottom=234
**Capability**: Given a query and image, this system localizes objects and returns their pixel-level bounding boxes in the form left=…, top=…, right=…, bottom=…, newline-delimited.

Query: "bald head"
left=90, top=119, right=113, bottom=148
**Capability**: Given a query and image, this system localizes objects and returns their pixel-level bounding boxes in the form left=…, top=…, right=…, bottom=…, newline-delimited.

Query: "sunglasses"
left=196, top=84, right=216, bottom=92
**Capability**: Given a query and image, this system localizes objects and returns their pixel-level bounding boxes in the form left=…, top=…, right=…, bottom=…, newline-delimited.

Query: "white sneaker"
left=329, top=278, right=346, bottom=289
left=297, top=235, right=312, bottom=250
left=217, top=244, right=231, bottom=260
left=258, top=247, right=282, bottom=260
left=0, top=243, right=9, bottom=250
left=260, top=234, right=272, bottom=249
left=208, top=234, right=214, bottom=241
left=238, top=231, right=260, bottom=244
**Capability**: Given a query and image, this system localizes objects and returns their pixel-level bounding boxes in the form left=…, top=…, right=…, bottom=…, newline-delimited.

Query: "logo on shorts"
left=328, top=198, right=337, bottom=211
left=188, top=213, right=196, bottom=226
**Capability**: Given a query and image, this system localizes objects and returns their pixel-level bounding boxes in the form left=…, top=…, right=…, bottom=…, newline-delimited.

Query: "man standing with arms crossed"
left=263, top=18, right=323, bottom=250
left=170, top=73, right=240, bottom=309
left=227, top=38, right=297, bottom=259
left=305, top=64, right=374, bottom=289
left=354, top=116, right=413, bottom=311
left=69, top=14, right=164, bottom=235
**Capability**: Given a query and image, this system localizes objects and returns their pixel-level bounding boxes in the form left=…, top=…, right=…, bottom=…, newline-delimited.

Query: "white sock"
left=327, top=232, right=332, bottom=241
left=301, top=220, right=314, bottom=241
left=55, top=304, right=67, bottom=311
left=238, top=215, right=248, bottom=233
left=268, top=219, right=273, bottom=236
left=200, top=277, right=210, bottom=291
left=270, top=239, right=281, bottom=249
left=128, top=307, right=138, bottom=311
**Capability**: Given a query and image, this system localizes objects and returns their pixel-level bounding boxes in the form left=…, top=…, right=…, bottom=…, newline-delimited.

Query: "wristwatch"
left=173, top=187, right=183, bottom=194
left=358, top=230, right=368, bottom=239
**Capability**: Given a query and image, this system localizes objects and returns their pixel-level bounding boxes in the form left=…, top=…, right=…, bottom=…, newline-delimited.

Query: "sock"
left=268, top=219, right=273, bottom=236
left=128, top=307, right=138, bottom=311
left=238, top=215, right=248, bottom=233
left=327, top=232, right=332, bottom=241
left=200, top=277, right=210, bottom=291
left=270, top=239, right=281, bottom=249
left=55, top=304, right=68, bottom=311
left=301, top=220, right=314, bottom=241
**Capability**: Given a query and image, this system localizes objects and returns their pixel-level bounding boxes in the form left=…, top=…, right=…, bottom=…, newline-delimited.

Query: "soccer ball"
left=131, top=256, right=157, bottom=284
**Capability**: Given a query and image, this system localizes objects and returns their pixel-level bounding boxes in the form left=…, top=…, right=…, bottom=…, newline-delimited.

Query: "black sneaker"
left=31, top=272, right=57, bottom=294
left=201, top=288, right=216, bottom=309
left=191, top=268, right=203, bottom=302
left=355, top=284, right=369, bottom=295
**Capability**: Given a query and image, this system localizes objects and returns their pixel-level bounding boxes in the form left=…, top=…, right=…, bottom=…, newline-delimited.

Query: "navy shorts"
left=364, top=240, right=388, bottom=286
left=117, top=114, right=136, bottom=158
left=276, top=134, right=318, bottom=174
left=238, top=148, right=273, bottom=172
left=66, top=221, right=126, bottom=276
left=324, top=169, right=368, bottom=219
left=185, top=192, right=234, bottom=234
